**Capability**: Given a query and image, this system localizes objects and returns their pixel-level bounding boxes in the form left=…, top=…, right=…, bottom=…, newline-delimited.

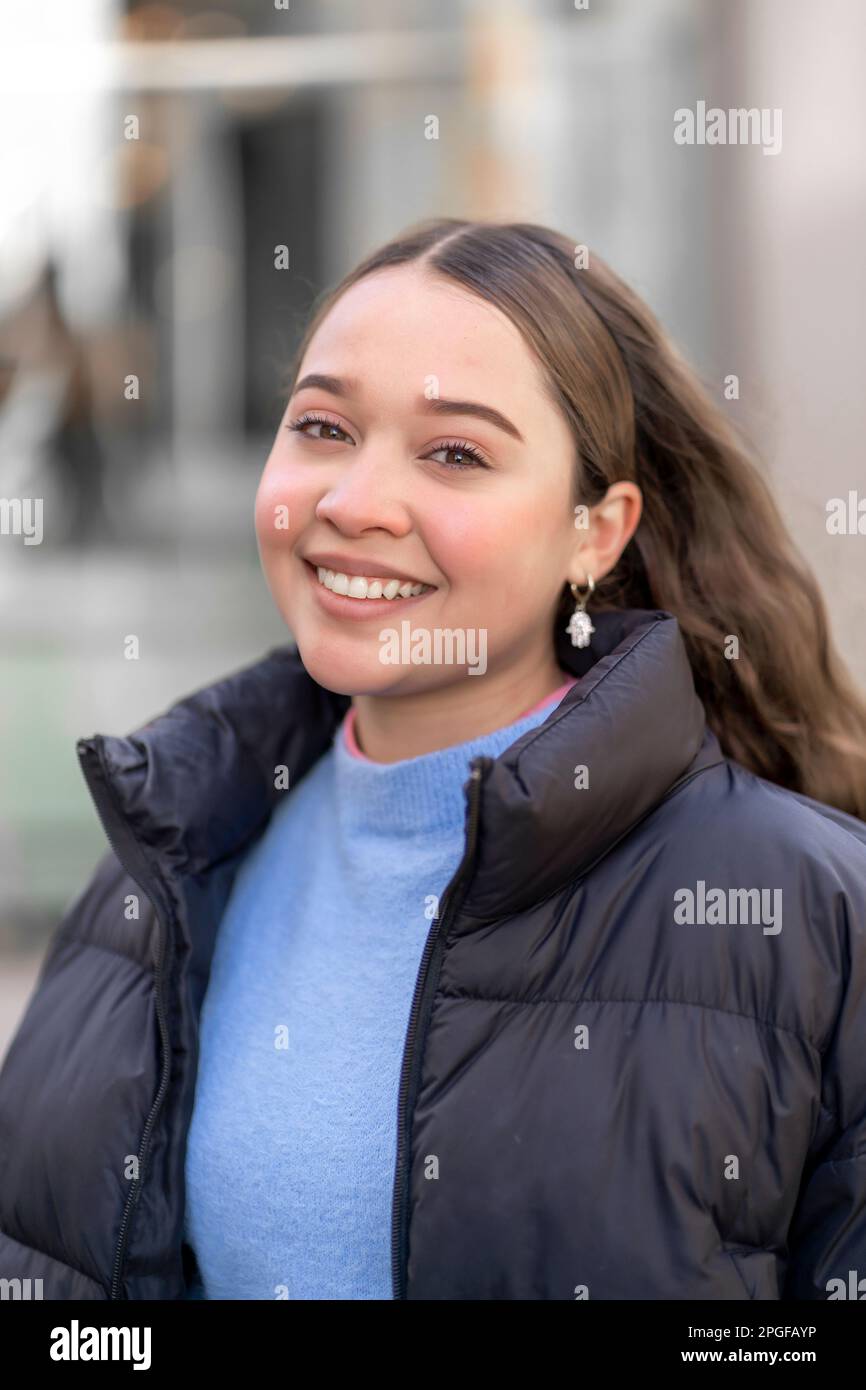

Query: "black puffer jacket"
left=2, top=607, right=866, bottom=1300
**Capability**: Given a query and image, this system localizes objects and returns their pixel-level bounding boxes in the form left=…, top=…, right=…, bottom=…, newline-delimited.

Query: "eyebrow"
left=292, top=372, right=525, bottom=444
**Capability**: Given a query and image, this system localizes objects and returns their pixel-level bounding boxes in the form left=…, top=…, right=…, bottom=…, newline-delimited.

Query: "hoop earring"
left=566, top=575, right=595, bottom=648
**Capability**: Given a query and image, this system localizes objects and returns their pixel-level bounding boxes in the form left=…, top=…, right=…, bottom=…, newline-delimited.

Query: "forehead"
left=298, top=265, right=551, bottom=410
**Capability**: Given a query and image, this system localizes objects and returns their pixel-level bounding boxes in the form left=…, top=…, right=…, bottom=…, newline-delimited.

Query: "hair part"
left=283, top=217, right=866, bottom=819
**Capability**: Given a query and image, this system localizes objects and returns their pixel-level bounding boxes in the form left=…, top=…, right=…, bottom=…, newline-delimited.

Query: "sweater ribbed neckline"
left=330, top=674, right=577, bottom=837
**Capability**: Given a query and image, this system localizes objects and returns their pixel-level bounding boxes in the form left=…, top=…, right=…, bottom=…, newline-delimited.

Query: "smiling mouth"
left=306, top=561, right=436, bottom=602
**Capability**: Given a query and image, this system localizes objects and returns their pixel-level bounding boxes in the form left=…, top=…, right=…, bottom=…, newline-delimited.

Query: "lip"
left=302, top=558, right=436, bottom=622
left=303, top=551, right=432, bottom=586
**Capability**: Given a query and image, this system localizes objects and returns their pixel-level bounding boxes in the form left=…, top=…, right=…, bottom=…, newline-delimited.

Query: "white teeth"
left=313, top=566, right=430, bottom=600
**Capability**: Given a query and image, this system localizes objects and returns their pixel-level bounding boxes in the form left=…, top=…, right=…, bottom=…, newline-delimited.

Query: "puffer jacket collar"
left=76, top=607, right=723, bottom=922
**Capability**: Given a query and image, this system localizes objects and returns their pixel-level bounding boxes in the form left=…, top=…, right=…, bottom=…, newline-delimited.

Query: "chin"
left=292, top=632, right=412, bottom=697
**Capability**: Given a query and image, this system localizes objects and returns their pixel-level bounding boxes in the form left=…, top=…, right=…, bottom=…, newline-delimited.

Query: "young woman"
left=1, top=218, right=865, bottom=1302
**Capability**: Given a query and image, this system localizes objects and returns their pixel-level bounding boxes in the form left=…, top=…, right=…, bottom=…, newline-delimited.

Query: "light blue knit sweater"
left=182, top=675, right=576, bottom=1299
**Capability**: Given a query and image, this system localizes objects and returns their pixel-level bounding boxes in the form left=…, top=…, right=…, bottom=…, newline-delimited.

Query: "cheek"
left=254, top=461, right=307, bottom=555
left=436, top=494, right=558, bottom=606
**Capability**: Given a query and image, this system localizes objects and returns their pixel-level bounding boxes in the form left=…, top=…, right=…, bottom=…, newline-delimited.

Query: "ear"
left=568, top=482, right=642, bottom=585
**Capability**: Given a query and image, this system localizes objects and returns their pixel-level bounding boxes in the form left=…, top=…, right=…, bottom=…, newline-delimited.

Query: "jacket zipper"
left=390, top=753, right=490, bottom=1300
left=76, top=737, right=174, bottom=1301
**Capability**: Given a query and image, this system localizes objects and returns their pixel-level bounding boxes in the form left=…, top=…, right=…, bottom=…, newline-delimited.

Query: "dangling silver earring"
left=566, top=575, right=595, bottom=648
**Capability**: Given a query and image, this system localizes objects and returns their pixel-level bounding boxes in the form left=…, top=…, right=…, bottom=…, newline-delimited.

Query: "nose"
left=314, top=443, right=412, bottom=537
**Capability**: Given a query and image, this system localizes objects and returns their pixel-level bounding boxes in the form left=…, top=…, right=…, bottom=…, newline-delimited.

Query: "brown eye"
left=425, top=440, right=491, bottom=471
left=286, top=413, right=354, bottom=444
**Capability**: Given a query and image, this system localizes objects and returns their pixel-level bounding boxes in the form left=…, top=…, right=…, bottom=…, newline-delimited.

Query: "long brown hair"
left=283, top=217, right=866, bottom=819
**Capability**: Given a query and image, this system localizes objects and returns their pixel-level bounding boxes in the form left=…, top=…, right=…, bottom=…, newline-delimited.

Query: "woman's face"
left=255, top=264, right=585, bottom=696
